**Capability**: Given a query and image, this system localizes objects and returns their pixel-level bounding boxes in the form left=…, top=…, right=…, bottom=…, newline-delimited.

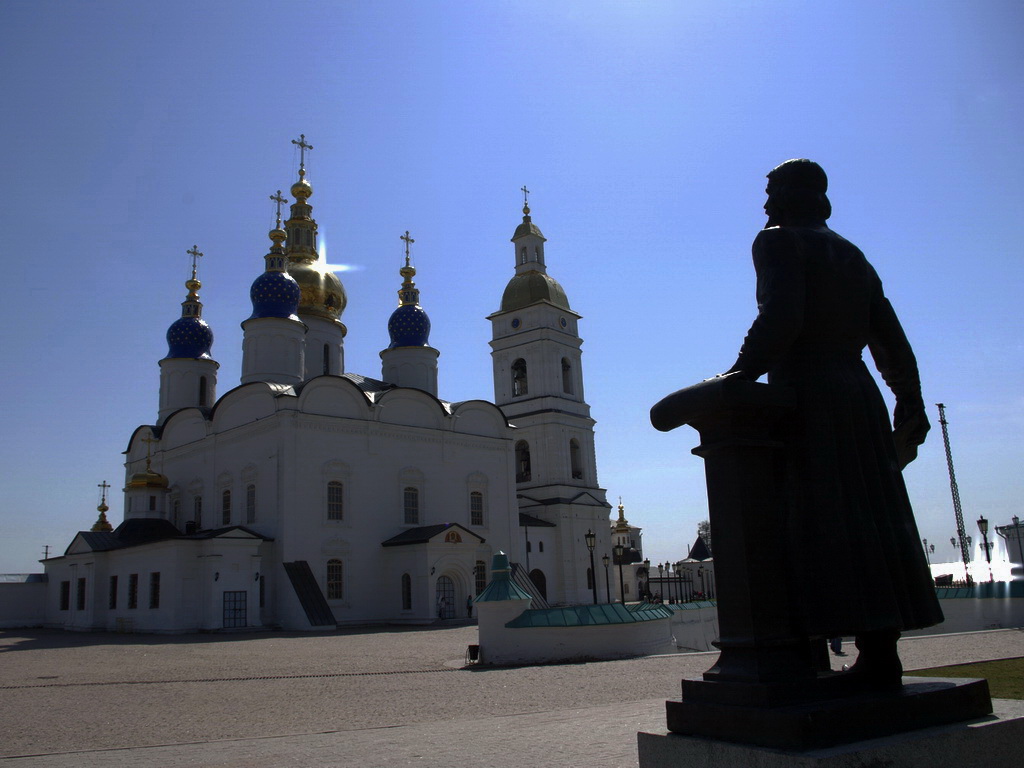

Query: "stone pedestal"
left=639, top=697, right=1024, bottom=768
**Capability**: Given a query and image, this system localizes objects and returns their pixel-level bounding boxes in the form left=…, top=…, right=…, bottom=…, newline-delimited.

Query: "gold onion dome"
left=126, top=467, right=169, bottom=490
left=283, top=167, right=347, bottom=321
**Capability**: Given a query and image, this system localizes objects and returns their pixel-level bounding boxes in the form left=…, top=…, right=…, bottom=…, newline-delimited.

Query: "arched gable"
left=210, top=383, right=281, bottom=433
left=377, top=389, right=445, bottom=430
left=451, top=401, right=510, bottom=439
left=297, top=377, right=372, bottom=420
left=148, top=412, right=209, bottom=452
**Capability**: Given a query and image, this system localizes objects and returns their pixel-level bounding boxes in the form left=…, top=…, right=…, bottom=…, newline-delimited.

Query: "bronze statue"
left=725, top=159, right=942, bottom=685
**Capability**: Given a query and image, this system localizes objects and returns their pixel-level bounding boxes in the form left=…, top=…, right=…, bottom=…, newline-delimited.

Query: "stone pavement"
left=1, top=626, right=1020, bottom=768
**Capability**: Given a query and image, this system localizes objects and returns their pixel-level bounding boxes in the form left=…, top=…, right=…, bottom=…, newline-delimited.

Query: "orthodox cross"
left=270, top=190, right=287, bottom=228
left=141, top=435, right=158, bottom=471
left=400, top=230, right=415, bottom=265
left=186, top=245, right=203, bottom=279
left=98, top=480, right=110, bottom=504
left=521, top=185, right=530, bottom=206
left=292, top=134, right=313, bottom=171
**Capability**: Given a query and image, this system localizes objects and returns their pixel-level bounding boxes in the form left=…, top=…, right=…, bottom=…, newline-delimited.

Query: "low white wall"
left=481, top=616, right=674, bottom=666
left=905, top=596, right=1024, bottom=637
left=668, top=601, right=719, bottom=652
left=0, top=579, right=47, bottom=628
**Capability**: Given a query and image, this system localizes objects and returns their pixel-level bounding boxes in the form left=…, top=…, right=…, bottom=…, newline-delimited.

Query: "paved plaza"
left=1, top=625, right=1021, bottom=767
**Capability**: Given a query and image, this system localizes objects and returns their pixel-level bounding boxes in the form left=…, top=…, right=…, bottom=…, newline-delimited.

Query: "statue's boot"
left=848, top=629, right=903, bottom=689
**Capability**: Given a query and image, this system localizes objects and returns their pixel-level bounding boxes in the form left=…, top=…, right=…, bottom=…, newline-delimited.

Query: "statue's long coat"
left=733, top=225, right=943, bottom=636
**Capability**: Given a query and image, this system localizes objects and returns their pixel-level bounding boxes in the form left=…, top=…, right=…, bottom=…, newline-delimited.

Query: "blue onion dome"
left=166, top=315, right=214, bottom=359
left=165, top=271, right=214, bottom=360
left=250, top=271, right=301, bottom=319
left=388, top=302, right=431, bottom=348
left=249, top=228, right=301, bottom=320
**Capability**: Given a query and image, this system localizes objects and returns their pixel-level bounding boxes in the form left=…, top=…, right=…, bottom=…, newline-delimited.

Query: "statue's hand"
left=893, top=400, right=929, bottom=469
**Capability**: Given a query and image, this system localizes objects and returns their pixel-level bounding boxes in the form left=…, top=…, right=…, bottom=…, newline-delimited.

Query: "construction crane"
left=936, top=403, right=971, bottom=583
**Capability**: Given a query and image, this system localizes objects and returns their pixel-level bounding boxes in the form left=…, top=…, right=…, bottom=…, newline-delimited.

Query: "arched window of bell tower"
left=570, top=439, right=583, bottom=480
left=323, top=344, right=330, bottom=375
left=511, top=359, right=528, bottom=397
left=561, top=358, right=573, bottom=395
left=519, top=247, right=528, bottom=265
left=515, top=441, right=532, bottom=483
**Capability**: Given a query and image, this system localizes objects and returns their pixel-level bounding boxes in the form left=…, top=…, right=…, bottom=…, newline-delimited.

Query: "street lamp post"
left=602, top=554, right=610, bottom=603
left=614, top=544, right=625, bottom=603
left=657, top=563, right=663, bottom=602
left=1016, top=516, right=1024, bottom=572
left=922, top=538, right=931, bottom=566
left=642, top=558, right=650, bottom=600
left=585, top=529, right=598, bottom=604
left=977, top=516, right=993, bottom=583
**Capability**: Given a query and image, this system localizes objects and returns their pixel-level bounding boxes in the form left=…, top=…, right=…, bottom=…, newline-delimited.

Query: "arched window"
left=327, top=481, right=344, bottom=521
left=469, top=491, right=484, bottom=526
left=198, top=376, right=208, bottom=406
left=561, top=358, right=573, bottom=394
left=221, top=489, right=231, bottom=525
left=587, top=567, right=594, bottom=590
left=570, top=439, right=583, bottom=480
left=539, top=541, right=544, bottom=553
left=401, top=573, right=412, bottom=610
left=404, top=487, right=419, bottom=525
left=511, top=359, right=528, bottom=397
left=246, top=484, right=256, bottom=524
left=326, top=559, right=344, bottom=600
left=515, top=441, right=531, bottom=483
left=529, top=569, right=547, bottom=601
left=323, top=344, right=330, bottom=375
left=193, top=496, right=202, bottom=529
left=519, top=246, right=528, bottom=265
left=526, top=540, right=532, bottom=553
left=475, top=561, right=487, bottom=596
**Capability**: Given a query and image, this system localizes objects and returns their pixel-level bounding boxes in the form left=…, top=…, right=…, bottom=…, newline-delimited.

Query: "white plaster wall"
left=0, top=580, right=46, bottom=628
left=905, top=597, right=1024, bottom=636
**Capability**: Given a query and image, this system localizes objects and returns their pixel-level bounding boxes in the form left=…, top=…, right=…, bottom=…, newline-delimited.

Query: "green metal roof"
left=505, top=602, right=672, bottom=628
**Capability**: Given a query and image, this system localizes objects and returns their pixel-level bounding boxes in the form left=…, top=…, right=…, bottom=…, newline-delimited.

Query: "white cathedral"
left=40, top=144, right=627, bottom=632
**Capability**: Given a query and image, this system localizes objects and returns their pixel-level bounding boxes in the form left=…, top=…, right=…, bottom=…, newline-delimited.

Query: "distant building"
left=39, top=147, right=614, bottom=632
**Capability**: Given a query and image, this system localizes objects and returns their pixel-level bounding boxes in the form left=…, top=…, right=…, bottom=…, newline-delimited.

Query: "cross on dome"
left=270, top=190, right=288, bottom=228
left=291, top=133, right=313, bottom=174
left=400, top=230, right=415, bottom=266
left=186, top=245, right=203, bottom=280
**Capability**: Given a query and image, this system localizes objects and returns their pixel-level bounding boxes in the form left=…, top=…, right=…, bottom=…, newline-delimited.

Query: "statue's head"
left=765, top=159, right=831, bottom=225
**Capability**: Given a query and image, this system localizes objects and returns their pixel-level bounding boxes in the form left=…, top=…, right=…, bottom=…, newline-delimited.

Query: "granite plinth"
left=639, top=697, right=1024, bottom=768
left=665, top=677, right=992, bottom=751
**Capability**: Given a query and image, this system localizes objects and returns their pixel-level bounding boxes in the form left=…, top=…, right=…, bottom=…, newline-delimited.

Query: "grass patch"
left=907, top=656, right=1024, bottom=699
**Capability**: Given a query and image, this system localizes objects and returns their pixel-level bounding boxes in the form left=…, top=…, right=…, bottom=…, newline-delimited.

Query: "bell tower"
left=488, top=190, right=610, bottom=605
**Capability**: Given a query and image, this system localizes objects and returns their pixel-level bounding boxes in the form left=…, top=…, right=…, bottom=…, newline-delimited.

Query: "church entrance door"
left=435, top=575, right=455, bottom=619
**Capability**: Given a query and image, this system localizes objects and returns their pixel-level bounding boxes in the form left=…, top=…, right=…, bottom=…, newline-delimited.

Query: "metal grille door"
left=435, top=576, right=455, bottom=619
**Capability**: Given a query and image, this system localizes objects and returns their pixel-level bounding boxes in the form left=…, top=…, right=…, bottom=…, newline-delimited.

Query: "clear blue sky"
left=1, top=1, right=1021, bottom=573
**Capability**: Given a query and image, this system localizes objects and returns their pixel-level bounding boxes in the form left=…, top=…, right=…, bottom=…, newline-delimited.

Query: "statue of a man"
left=726, top=159, right=943, bottom=686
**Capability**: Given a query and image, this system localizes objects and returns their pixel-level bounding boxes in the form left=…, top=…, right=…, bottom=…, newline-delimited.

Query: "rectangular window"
left=403, top=487, right=419, bottom=525
left=149, top=495, right=157, bottom=511
left=327, top=481, right=344, bottom=521
left=76, top=577, right=87, bottom=611
left=221, top=490, right=231, bottom=525
left=246, top=484, right=256, bottom=524
left=193, top=497, right=202, bottom=529
left=223, top=591, right=247, bottom=628
left=401, top=573, right=412, bottom=610
left=475, top=561, right=487, bottom=596
left=149, top=572, right=161, bottom=609
left=470, top=491, right=484, bottom=527
left=59, top=581, right=70, bottom=611
left=327, top=559, right=344, bottom=600
left=128, top=574, right=139, bottom=609
left=109, top=575, right=118, bottom=609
